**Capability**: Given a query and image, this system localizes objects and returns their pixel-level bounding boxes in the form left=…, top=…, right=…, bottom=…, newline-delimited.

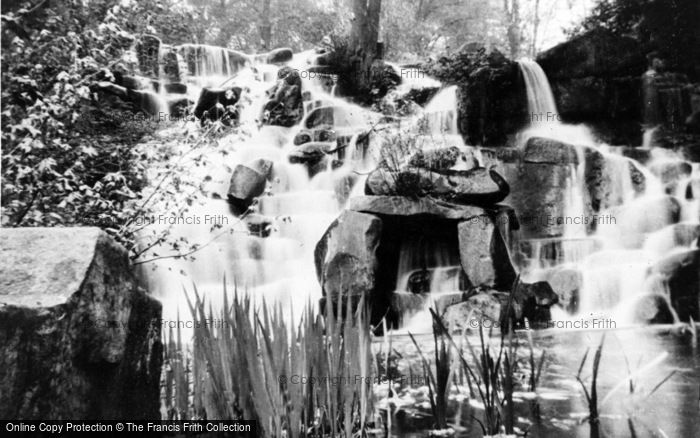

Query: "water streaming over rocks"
left=134, top=52, right=699, bottom=333
left=123, top=42, right=700, bottom=436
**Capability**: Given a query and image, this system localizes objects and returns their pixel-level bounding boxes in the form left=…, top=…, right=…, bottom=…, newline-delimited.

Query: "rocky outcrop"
left=0, top=228, right=162, bottom=420
left=366, top=167, right=509, bottom=205
left=426, top=48, right=528, bottom=146
left=136, top=34, right=162, bottom=78
left=262, top=67, right=303, bottom=127
left=194, top=87, right=242, bottom=124
left=536, top=29, right=645, bottom=144
left=537, top=29, right=646, bottom=80
left=314, top=211, right=383, bottom=319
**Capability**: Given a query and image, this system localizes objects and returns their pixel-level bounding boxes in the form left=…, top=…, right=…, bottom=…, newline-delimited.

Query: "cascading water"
left=138, top=52, right=371, bottom=326
left=519, top=59, right=558, bottom=120
left=518, top=60, right=698, bottom=326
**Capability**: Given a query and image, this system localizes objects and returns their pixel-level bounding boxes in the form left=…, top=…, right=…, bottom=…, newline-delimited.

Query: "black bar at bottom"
left=1, top=421, right=257, bottom=437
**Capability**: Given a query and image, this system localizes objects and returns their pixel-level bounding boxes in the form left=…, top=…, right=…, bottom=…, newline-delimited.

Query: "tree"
left=503, top=0, right=522, bottom=58
left=343, top=0, right=382, bottom=95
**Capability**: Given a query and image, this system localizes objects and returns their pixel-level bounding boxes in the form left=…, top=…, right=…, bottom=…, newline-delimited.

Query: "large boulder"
left=0, top=228, right=162, bottom=420
left=227, top=163, right=268, bottom=209
left=457, top=216, right=517, bottom=289
left=264, top=47, right=293, bottom=64
left=349, top=196, right=487, bottom=220
left=536, top=29, right=647, bottom=144
left=433, top=49, right=528, bottom=146
left=314, top=211, right=383, bottom=319
left=584, top=147, right=646, bottom=217
left=508, top=162, right=572, bottom=238
left=536, top=28, right=646, bottom=80
left=136, top=34, right=161, bottom=77
left=365, top=167, right=509, bottom=205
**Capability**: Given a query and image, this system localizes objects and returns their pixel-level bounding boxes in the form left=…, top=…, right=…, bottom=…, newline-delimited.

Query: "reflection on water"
left=383, top=326, right=699, bottom=437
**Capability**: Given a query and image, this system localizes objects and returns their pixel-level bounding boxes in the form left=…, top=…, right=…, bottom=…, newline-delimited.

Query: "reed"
left=162, top=280, right=376, bottom=436
left=576, top=334, right=605, bottom=438
left=408, top=311, right=456, bottom=432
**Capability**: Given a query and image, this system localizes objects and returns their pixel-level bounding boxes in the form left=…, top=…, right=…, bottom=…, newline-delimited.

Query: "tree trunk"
left=260, top=0, right=272, bottom=50
left=503, top=0, right=521, bottom=59
left=342, top=0, right=382, bottom=96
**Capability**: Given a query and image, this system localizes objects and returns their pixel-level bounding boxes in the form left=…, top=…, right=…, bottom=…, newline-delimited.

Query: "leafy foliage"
left=572, top=0, right=700, bottom=79
left=0, top=0, right=200, bottom=251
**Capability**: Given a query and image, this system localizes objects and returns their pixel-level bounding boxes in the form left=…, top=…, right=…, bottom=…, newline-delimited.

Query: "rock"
left=407, top=146, right=479, bottom=172
left=0, top=228, right=162, bottom=420
left=193, top=87, right=241, bottom=124
left=262, top=67, right=303, bottom=127
left=536, top=28, right=645, bottom=80
left=365, top=167, right=509, bottom=205
left=349, top=196, right=487, bottom=220
left=160, top=47, right=181, bottom=82
left=442, top=293, right=502, bottom=331
left=457, top=217, right=517, bottom=290
left=293, top=130, right=313, bottom=145
left=583, top=147, right=646, bottom=216
left=650, top=249, right=699, bottom=321
left=288, top=142, right=334, bottom=165
left=265, top=47, right=293, bottom=64
left=508, top=162, right=571, bottom=238
left=545, top=266, right=582, bottom=313
left=523, top=137, right=580, bottom=165
left=315, top=211, right=383, bottom=320
left=227, top=164, right=267, bottom=207
left=245, top=214, right=273, bottom=238
left=501, top=281, right=559, bottom=329
left=247, top=158, right=273, bottom=180
left=632, top=294, right=675, bottom=324
left=136, top=34, right=161, bottom=77
left=447, top=50, right=528, bottom=146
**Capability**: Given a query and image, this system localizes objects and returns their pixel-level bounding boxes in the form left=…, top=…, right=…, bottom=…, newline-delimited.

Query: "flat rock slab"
left=349, top=196, right=487, bottom=220
left=1, top=228, right=105, bottom=308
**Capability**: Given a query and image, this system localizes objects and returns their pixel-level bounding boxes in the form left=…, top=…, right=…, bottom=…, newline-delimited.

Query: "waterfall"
left=138, top=50, right=371, bottom=328
left=420, top=85, right=460, bottom=137
left=518, top=59, right=558, bottom=120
